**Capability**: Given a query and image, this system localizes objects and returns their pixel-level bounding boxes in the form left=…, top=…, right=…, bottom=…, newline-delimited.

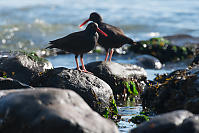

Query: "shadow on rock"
left=0, top=77, right=32, bottom=89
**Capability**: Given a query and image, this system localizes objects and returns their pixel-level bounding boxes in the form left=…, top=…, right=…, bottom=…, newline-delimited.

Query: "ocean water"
left=0, top=0, right=199, bottom=50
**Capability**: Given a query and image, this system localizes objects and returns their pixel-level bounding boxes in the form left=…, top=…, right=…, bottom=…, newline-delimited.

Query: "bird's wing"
left=48, top=31, right=86, bottom=49
left=101, top=23, right=133, bottom=43
left=103, top=23, right=125, bottom=35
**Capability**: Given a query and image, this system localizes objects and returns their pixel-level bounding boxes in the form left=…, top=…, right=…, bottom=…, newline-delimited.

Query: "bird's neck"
left=85, top=30, right=96, bottom=36
left=94, top=21, right=102, bottom=25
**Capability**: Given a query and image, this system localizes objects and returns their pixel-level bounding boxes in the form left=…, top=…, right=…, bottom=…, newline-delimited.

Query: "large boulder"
left=129, top=37, right=194, bottom=63
left=0, top=77, right=32, bottom=89
left=133, top=54, right=162, bottom=69
left=0, top=51, right=53, bottom=85
left=163, top=34, right=199, bottom=47
left=142, top=64, right=199, bottom=114
left=85, top=61, right=147, bottom=96
left=170, top=115, right=199, bottom=133
left=0, top=88, right=119, bottom=133
left=31, top=67, right=116, bottom=115
left=130, top=110, right=195, bottom=133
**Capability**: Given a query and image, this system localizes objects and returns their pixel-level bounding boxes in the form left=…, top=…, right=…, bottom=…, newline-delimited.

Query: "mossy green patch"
left=93, top=49, right=102, bottom=54
left=150, top=37, right=171, bottom=46
left=129, top=115, right=150, bottom=124
left=0, top=70, right=8, bottom=78
left=130, top=37, right=194, bottom=62
left=103, top=97, right=118, bottom=119
left=19, top=50, right=47, bottom=62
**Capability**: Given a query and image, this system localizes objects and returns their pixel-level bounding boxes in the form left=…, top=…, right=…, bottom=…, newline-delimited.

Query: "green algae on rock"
left=142, top=64, right=199, bottom=114
left=85, top=61, right=147, bottom=99
left=0, top=51, right=53, bottom=85
left=129, top=115, right=150, bottom=124
left=130, top=37, right=194, bottom=63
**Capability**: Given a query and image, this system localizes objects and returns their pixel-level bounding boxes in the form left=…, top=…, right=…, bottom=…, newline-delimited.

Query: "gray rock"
left=164, top=34, right=199, bottom=47
left=0, top=88, right=119, bottom=133
left=0, top=77, right=32, bottom=89
left=31, top=67, right=115, bottom=114
left=133, top=54, right=162, bottom=69
left=184, top=97, right=199, bottom=114
left=0, top=51, right=53, bottom=85
left=130, top=110, right=193, bottom=133
left=85, top=61, right=147, bottom=95
left=142, top=66, right=199, bottom=114
left=190, top=48, right=199, bottom=67
left=170, top=115, right=199, bottom=133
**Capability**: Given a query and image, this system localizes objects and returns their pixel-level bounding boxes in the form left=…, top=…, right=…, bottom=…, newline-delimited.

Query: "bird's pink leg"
left=104, top=50, right=109, bottom=61
left=108, top=48, right=114, bottom=61
left=80, top=54, right=92, bottom=73
left=75, top=55, right=81, bottom=71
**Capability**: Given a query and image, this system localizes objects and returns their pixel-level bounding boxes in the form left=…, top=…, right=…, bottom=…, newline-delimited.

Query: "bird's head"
left=86, top=22, right=107, bottom=37
left=79, top=12, right=102, bottom=28
left=89, top=12, right=102, bottom=23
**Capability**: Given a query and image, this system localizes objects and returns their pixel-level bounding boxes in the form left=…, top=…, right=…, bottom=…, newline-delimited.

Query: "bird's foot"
left=82, top=69, right=93, bottom=74
left=77, top=68, right=82, bottom=72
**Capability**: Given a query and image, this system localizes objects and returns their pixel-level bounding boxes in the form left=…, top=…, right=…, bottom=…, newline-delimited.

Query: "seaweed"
left=103, top=97, right=118, bottom=119
left=129, top=115, right=150, bottom=124
left=122, top=81, right=138, bottom=96
left=130, top=37, right=194, bottom=62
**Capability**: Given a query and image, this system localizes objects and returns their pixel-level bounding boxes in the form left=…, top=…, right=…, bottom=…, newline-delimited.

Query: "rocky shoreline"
left=0, top=34, right=199, bottom=133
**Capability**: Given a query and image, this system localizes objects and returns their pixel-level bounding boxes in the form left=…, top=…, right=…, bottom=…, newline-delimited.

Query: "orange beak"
left=97, top=28, right=108, bottom=37
left=79, top=19, right=90, bottom=27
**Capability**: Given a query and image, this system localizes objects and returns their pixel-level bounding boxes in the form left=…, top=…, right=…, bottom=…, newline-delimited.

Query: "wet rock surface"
left=170, top=115, right=199, bottom=133
left=0, top=51, right=53, bottom=85
left=0, top=88, right=119, bottom=133
left=130, top=110, right=197, bottom=133
left=0, top=77, right=32, bottom=89
left=142, top=64, right=199, bottom=114
left=133, top=54, right=162, bottom=69
left=130, top=37, right=194, bottom=63
left=190, top=48, right=199, bottom=67
left=85, top=61, right=147, bottom=96
left=163, top=34, right=199, bottom=47
left=31, top=67, right=115, bottom=114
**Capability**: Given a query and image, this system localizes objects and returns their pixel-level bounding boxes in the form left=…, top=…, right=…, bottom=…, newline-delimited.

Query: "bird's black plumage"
left=47, top=22, right=104, bottom=73
left=80, top=12, right=136, bottom=61
left=47, top=22, right=99, bottom=55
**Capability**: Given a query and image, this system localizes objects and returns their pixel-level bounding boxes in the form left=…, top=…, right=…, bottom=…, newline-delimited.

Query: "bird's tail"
left=46, top=41, right=54, bottom=49
left=46, top=45, right=52, bottom=49
left=45, top=45, right=52, bottom=49
left=128, top=39, right=136, bottom=45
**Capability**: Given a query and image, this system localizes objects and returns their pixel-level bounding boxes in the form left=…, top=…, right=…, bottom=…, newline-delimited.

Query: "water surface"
left=0, top=0, right=199, bottom=50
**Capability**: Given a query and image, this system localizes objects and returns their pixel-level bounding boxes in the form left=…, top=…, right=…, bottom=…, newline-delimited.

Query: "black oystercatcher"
left=46, top=22, right=107, bottom=73
left=80, top=12, right=136, bottom=61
